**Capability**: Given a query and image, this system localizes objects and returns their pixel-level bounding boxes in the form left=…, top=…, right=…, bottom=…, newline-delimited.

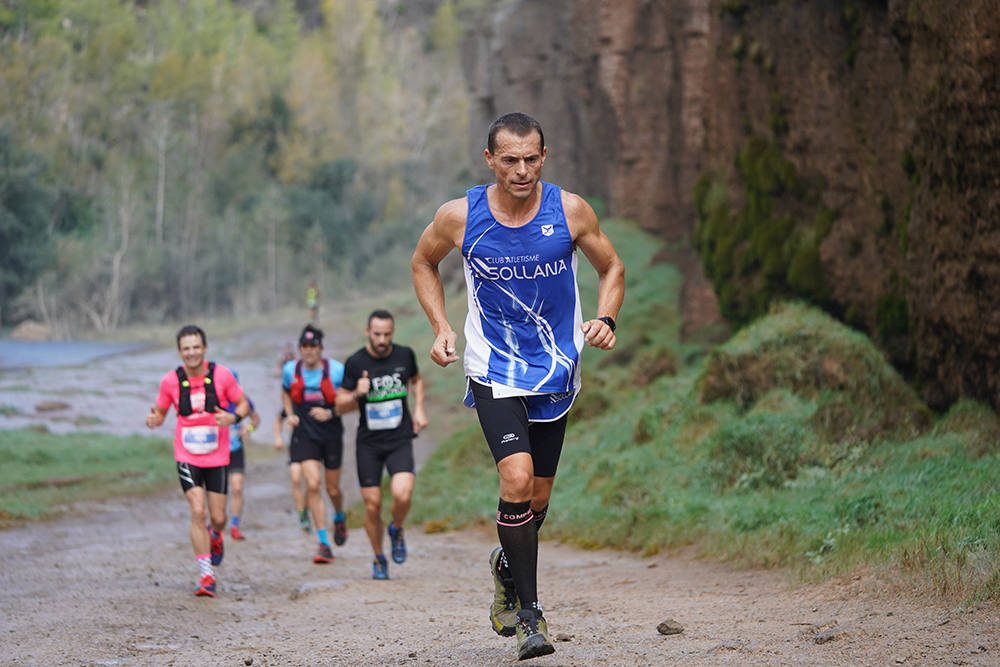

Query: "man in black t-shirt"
left=336, top=309, right=427, bottom=580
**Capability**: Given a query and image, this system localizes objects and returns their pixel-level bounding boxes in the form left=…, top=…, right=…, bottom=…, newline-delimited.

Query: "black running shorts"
left=290, top=431, right=343, bottom=470
left=228, top=447, right=246, bottom=474
left=469, top=380, right=568, bottom=478
left=356, top=438, right=414, bottom=488
left=177, top=461, right=229, bottom=494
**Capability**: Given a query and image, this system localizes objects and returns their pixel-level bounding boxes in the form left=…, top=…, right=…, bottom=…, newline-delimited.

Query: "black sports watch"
left=597, top=316, right=616, bottom=332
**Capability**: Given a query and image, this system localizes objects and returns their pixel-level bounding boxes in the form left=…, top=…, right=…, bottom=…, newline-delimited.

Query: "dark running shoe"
left=194, top=574, right=216, bottom=597
left=209, top=527, right=224, bottom=566
left=372, top=555, right=389, bottom=580
left=388, top=523, right=406, bottom=564
left=515, top=608, right=554, bottom=661
left=314, top=543, right=334, bottom=564
left=489, top=547, right=519, bottom=637
left=333, top=518, right=348, bottom=546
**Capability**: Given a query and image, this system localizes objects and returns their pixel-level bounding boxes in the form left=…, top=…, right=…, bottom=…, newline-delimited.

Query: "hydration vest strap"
left=176, top=362, right=219, bottom=416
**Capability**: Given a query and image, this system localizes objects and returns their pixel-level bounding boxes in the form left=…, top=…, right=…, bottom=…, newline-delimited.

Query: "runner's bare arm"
left=334, top=369, right=368, bottom=416
left=564, top=191, right=625, bottom=351
left=273, top=413, right=285, bottom=449
left=215, top=393, right=250, bottom=428
left=412, top=199, right=466, bottom=367
left=410, top=373, right=427, bottom=433
left=281, top=387, right=299, bottom=428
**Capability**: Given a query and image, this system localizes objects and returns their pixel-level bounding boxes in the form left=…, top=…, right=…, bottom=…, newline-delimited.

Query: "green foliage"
left=693, top=136, right=833, bottom=325
left=0, top=131, right=55, bottom=318
left=0, top=428, right=177, bottom=523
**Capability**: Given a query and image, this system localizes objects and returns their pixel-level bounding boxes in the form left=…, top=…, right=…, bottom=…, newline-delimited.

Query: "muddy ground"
left=2, top=327, right=1000, bottom=665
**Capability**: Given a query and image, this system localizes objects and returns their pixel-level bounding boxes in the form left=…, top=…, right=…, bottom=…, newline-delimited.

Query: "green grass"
left=0, top=429, right=177, bottom=524
left=408, top=217, right=1000, bottom=603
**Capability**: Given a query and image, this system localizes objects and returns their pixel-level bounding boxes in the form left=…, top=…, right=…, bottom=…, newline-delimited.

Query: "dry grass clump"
left=698, top=302, right=931, bottom=444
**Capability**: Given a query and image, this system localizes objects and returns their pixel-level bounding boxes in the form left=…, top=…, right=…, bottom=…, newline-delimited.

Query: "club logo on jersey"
left=540, top=224, right=554, bottom=236
left=470, top=256, right=568, bottom=282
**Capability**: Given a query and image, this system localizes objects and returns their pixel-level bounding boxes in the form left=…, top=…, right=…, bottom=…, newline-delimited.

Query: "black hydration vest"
left=176, top=362, right=218, bottom=416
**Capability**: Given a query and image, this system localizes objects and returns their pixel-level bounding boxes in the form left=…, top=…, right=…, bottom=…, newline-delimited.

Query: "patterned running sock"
left=496, top=498, right=538, bottom=609
left=317, top=528, right=331, bottom=547
left=196, top=554, right=213, bottom=579
left=208, top=527, right=221, bottom=540
left=231, top=515, right=240, bottom=527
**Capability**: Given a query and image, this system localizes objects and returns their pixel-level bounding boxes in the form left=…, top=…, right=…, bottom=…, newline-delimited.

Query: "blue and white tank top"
left=461, top=181, right=583, bottom=394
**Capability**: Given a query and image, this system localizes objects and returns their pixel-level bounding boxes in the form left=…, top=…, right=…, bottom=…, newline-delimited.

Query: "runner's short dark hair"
left=487, top=112, right=545, bottom=154
left=176, top=325, right=206, bottom=348
left=367, top=309, right=394, bottom=326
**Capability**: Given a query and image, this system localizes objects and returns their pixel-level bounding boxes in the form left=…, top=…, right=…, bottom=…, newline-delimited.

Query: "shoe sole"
left=314, top=556, right=334, bottom=563
left=518, top=636, right=555, bottom=661
left=195, top=588, right=215, bottom=597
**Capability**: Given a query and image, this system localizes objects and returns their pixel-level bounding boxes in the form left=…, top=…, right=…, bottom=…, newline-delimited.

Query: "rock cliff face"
left=460, top=0, right=1000, bottom=412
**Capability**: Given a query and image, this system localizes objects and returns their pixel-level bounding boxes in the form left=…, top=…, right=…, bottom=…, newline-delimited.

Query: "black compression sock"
left=497, top=498, right=538, bottom=608
left=533, top=504, right=549, bottom=532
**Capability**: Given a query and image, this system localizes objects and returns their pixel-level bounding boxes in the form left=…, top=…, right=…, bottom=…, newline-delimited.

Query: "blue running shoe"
left=388, top=522, right=406, bottom=564
left=372, top=555, right=389, bottom=580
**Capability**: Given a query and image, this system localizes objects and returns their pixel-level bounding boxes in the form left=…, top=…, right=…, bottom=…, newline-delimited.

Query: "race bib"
left=365, top=399, right=403, bottom=431
left=181, top=425, right=219, bottom=455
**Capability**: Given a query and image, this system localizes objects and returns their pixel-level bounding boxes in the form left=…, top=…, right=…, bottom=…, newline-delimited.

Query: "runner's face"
left=366, top=318, right=394, bottom=358
left=485, top=130, right=546, bottom=200
left=299, top=341, right=322, bottom=367
left=177, top=334, right=206, bottom=372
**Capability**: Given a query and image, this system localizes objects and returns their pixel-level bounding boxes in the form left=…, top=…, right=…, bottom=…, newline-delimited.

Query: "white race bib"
left=181, top=425, right=219, bottom=455
left=365, top=399, right=403, bottom=431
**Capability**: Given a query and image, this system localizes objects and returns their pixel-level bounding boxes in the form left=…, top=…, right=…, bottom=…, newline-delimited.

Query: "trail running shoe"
left=230, top=525, right=246, bottom=541
left=515, top=608, right=554, bottom=661
left=333, top=518, right=348, bottom=546
left=194, top=574, right=216, bottom=597
left=299, top=509, right=311, bottom=533
left=388, top=522, right=406, bottom=563
left=209, top=527, right=224, bottom=566
left=489, top=547, right=519, bottom=637
left=372, top=555, right=389, bottom=580
left=314, top=543, right=334, bottom=564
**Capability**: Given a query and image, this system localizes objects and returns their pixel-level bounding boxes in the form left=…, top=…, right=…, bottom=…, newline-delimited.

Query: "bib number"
left=182, top=425, right=219, bottom=455
left=365, top=399, right=403, bottom=431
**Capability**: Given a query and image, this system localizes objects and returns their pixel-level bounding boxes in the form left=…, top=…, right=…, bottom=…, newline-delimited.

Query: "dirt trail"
left=2, top=448, right=999, bottom=666
left=2, top=327, right=999, bottom=665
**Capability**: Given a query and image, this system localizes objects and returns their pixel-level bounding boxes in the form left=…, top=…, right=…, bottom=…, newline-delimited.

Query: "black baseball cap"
left=299, top=324, right=323, bottom=346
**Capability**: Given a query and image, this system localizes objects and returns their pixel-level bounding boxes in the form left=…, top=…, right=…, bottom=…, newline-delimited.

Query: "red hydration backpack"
left=289, top=359, right=337, bottom=405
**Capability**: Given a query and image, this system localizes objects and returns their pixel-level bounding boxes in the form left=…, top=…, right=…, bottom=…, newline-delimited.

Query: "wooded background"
left=0, top=0, right=478, bottom=334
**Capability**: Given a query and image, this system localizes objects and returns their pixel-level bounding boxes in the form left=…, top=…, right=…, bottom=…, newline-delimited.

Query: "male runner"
left=411, top=112, right=625, bottom=660
left=281, top=324, right=347, bottom=563
left=226, top=372, right=260, bottom=540
left=335, top=310, right=427, bottom=580
left=146, top=325, right=251, bottom=598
